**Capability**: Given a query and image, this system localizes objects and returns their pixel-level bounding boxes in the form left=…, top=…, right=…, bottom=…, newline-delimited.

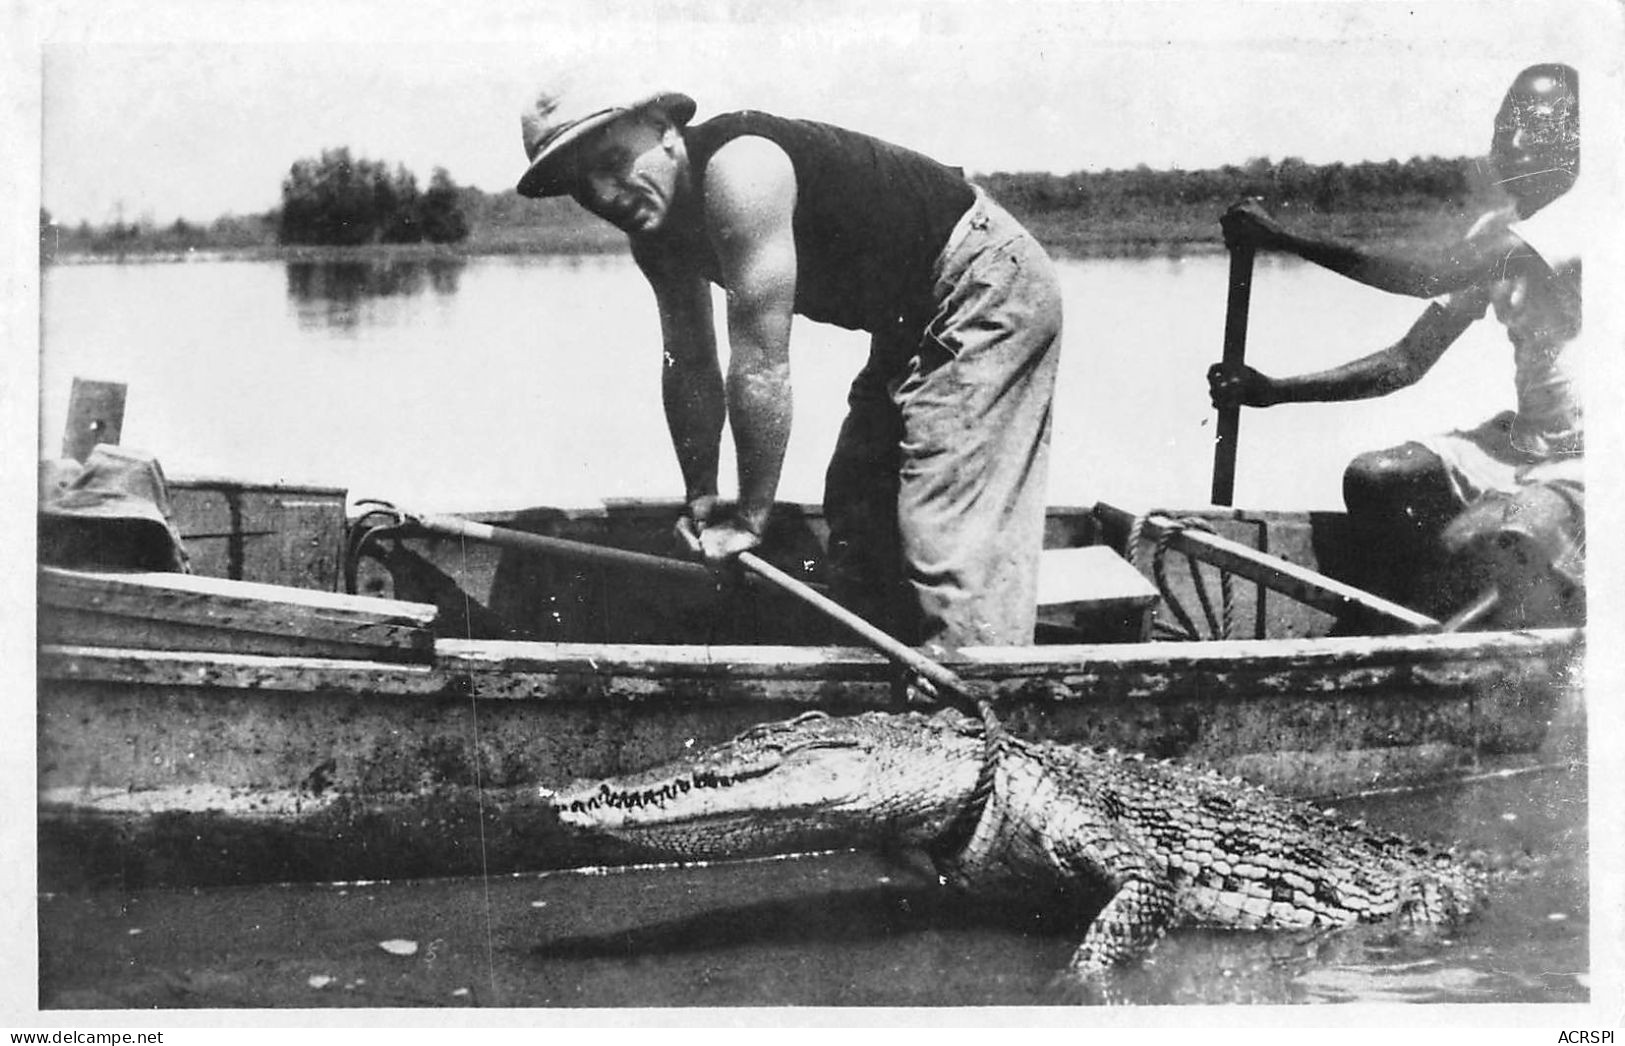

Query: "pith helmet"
left=517, top=75, right=697, bottom=198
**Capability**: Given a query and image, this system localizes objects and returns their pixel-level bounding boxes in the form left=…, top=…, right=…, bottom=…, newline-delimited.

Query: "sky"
left=26, top=0, right=1624, bottom=226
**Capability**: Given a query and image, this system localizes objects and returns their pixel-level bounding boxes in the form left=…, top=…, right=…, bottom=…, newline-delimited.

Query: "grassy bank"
left=994, top=199, right=1483, bottom=259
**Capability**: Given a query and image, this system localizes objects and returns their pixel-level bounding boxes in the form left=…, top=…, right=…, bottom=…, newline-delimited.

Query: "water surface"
left=40, top=254, right=1514, bottom=513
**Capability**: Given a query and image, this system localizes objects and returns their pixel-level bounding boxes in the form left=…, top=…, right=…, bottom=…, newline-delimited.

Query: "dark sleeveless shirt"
left=683, top=111, right=975, bottom=334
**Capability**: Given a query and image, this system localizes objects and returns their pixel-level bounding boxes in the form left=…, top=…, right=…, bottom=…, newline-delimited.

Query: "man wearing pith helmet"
left=518, top=75, right=1063, bottom=655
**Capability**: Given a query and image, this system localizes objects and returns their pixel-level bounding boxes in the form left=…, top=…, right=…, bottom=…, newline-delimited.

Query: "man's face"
left=1490, top=70, right=1578, bottom=211
left=568, top=114, right=682, bottom=234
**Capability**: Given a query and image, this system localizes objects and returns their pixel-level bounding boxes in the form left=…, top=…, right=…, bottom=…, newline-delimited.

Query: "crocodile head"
left=543, top=709, right=986, bottom=860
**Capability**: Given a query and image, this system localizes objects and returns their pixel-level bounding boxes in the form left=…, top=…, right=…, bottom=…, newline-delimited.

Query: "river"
left=40, top=253, right=1515, bottom=514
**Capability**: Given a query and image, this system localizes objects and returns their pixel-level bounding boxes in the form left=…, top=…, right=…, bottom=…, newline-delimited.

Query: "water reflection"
left=284, top=258, right=466, bottom=330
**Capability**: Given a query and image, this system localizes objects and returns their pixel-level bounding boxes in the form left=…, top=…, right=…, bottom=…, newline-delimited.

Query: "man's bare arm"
left=1223, top=200, right=1542, bottom=299
left=634, top=237, right=724, bottom=512
left=1209, top=291, right=1486, bottom=408
left=701, top=136, right=799, bottom=536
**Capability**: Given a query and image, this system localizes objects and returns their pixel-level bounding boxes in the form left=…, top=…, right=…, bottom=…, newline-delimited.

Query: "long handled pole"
left=380, top=503, right=992, bottom=711
left=1211, top=244, right=1256, bottom=506
left=737, top=550, right=995, bottom=720
left=734, top=553, right=1009, bottom=846
left=404, top=510, right=717, bottom=584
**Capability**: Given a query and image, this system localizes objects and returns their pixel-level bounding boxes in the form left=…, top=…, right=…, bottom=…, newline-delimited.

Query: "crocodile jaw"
left=546, top=746, right=879, bottom=858
left=543, top=711, right=984, bottom=860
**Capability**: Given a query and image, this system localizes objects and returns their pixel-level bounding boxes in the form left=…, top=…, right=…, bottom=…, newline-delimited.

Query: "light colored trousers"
left=822, top=189, right=1064, bottom=653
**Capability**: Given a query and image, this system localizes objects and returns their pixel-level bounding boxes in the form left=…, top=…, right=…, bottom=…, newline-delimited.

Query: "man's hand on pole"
left=676, top=500, right=763, bottom=576
left=1220, top=199, right=1285, bottom=252
left=1206, top=361, right=1280, bottom=409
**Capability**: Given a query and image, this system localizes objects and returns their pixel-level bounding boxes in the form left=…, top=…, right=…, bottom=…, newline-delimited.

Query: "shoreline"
left=40, top=202, right=1477, bottom=267
left=41, top=240, right=1236, bottom=266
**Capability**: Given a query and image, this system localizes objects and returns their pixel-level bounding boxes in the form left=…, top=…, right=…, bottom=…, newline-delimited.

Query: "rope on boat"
left=1129, top=511, right=1242, bottom=641
left=343, top=502, right=412, bottom=595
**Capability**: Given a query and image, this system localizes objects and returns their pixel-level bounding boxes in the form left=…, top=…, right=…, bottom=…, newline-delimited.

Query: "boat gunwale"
left=37, top=625, right=1583, bottom=699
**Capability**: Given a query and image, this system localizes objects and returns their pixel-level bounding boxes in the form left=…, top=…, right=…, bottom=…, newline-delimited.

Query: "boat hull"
left=39, top=628, right=1582, bottom=891
left=36, top=486, right=1587, bottom=891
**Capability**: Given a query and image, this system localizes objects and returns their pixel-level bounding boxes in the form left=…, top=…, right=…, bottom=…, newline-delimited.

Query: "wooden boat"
left=37, top=475, right=1585, bottom=893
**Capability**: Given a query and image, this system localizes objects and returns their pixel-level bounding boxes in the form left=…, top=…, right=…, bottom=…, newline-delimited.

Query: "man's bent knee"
left=1344, top=442, right=1445, bottom=489
left=1343, top=443, right=1453, bottom=518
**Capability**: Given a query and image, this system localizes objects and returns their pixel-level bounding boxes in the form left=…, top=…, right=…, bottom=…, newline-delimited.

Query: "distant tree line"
left=978, top=154, right=1481, bottom=216
left=41, top=152, right=1489, bottom=261
left=39, top=207, right=277, bottom=260
left=278, top=148, right=469, bottom=246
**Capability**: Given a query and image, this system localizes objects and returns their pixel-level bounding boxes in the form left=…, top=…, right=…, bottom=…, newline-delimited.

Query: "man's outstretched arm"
left=1208, top=289, right=1486, bottom=408
left=1222, top=199, right=1538, bottom=299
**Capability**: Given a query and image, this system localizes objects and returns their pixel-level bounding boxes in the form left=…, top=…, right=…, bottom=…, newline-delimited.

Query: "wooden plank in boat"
left=38, top=566, right=439, bottom=661
left=1097, top=503, right=1439, bottom=632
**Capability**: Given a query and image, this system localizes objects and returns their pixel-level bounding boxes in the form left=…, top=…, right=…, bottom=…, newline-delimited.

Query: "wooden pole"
left=409, top=512, right=716, bottom=584
left=1211, top=245, right=1256, bottom=506
left=737, top=550, right=990, bottom=714
left=403, top=511, right=986, bottom=707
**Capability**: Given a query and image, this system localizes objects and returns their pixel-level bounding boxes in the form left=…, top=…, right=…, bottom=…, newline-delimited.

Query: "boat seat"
left=1035, top=546, right=1160, bottom=643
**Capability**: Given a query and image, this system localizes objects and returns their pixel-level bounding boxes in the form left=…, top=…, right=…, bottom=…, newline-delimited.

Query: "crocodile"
left=543, top=709, right=1486, bottom=987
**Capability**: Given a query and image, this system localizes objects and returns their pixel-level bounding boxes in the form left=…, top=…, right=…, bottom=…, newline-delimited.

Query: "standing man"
left=1208, top=64, right=1582, bottom=627
left=516, top=79, right=1063, bottom=653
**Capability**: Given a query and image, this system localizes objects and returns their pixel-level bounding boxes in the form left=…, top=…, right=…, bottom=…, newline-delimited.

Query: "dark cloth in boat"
left=40, top=444, right=190, bottom=572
